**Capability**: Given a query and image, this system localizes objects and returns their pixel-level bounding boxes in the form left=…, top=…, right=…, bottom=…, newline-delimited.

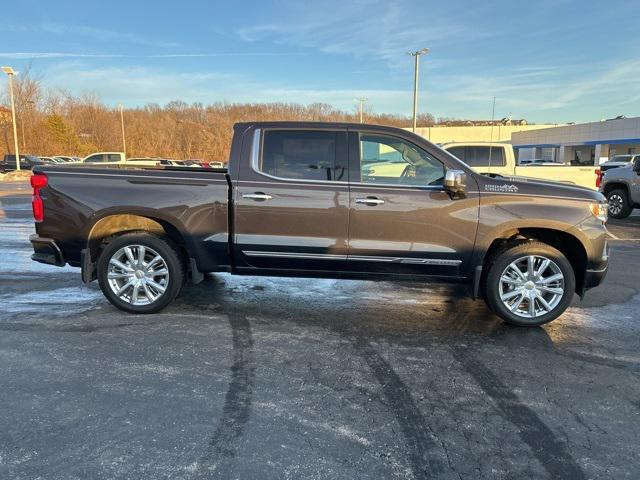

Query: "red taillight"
left=30, top=173, right=47, bottom=222
left=595, top=168, right=603, bottom=188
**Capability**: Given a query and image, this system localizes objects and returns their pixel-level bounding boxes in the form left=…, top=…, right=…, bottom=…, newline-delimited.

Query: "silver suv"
left=600, top=157, right=640, bottom=218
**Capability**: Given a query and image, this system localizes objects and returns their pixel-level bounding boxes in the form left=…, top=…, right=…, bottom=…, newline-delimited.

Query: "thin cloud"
left=1, top=23, right=180, bottom=49
left=236, top=0, right=493, bottom=68
left=0, top=52, right=303, bottom=59
left=0, top=52, right=123, bottom=59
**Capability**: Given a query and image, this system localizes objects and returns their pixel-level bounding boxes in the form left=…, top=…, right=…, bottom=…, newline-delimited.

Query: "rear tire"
left=606, top=189, right=632, bottom=219
left=97, top=232, right=184, bottom=314
left=483, top=242, right=575, bottom=326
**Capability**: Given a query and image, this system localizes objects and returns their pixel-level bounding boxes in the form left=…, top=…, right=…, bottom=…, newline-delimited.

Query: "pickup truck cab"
left=600, top=156, right=640, bottom=218
left=29, top=122, right=610, bottom=326
left=81, top=152, right=127, bottom=164
left=441, top=142, right=601, bottom=190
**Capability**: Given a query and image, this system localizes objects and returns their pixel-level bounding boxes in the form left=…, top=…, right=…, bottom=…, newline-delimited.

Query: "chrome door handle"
left=242, top=193, right=273, bottom=201
left=355, top=197, right=385, bottom=206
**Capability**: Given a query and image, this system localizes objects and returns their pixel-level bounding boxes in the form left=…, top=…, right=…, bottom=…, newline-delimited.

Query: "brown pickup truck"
left=29, top=122, right=610, bottom=326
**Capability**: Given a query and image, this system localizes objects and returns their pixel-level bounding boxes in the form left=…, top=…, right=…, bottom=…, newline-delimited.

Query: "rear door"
left=347, top=130, right=479, bottom=277
left=233, top=127, right=350, bottom=271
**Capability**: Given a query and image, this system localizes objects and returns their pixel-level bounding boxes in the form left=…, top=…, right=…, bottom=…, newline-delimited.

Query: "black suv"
left=1, top=154, right=46, bottom=172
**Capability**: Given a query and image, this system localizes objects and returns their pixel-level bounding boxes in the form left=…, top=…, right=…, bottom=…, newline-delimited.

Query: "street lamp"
left=2, top=66, right=21, bottom=171
left=408, top=48, right=429, bottom=132
left=355, top=97, right=368, bottom=123
left=118, top=103, right=127, bottom=160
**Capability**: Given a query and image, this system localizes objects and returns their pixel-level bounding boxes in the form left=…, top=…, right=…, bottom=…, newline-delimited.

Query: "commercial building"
left=512, top=117, right=640, bottom=165
left=412, top=123, right=559, bottom=144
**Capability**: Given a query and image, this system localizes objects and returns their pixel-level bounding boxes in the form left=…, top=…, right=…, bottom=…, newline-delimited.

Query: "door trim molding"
left=242, top=250, right=462, bottom=266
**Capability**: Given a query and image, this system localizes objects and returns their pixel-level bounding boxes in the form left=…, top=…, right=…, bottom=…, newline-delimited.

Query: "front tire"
left=483, top=242, right=575, bottom=326
left=606, top=189, right=632, bottom=219
left=97, top=232, right=184, bottom=314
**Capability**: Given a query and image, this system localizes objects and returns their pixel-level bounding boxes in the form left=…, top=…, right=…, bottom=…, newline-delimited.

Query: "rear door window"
left=469, top=147, right=505, bottom=167
left=447, top=146, right=505, bottom=167
left=446, top=146, right=466, bottom=162
left=260, top=130, right=344, bottom=181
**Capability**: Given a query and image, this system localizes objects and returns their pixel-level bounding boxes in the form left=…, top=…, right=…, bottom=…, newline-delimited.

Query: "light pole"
left=408, top=48, right=429, bottom=132
left=355, top=97, right=367, bottom=123
left=118, top=103, right=127, bottom=160
left=2, top=66, right=21, bottom=171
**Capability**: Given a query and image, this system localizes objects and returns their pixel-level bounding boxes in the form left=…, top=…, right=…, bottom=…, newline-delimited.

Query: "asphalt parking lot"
left=1, top=183, right=639, bottom=479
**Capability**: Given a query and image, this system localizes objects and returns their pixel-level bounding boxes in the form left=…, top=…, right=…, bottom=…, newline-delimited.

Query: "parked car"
left=82, top=154, right=174, bottom=168
left=29, top=122, right=609, bottom=326
left=1, top=154, right=48, bottom=172
left=600, top=154, right=639, bottom=172
left=600, top=156, right=640, bottom=218
left=53, top=156, right=79, bottom=163
left=39, top=156, right=64, bottom=164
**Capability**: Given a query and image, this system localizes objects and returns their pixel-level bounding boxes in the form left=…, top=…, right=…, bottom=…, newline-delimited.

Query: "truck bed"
left=32, top=164, right=231, bottom=273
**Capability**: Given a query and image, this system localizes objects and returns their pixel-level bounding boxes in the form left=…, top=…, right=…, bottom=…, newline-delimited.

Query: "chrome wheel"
left=608, top=193, right=623, bottom=216
left=498, top=255, right=565, bottom=319
left=107, top=244, right=169, bottom=306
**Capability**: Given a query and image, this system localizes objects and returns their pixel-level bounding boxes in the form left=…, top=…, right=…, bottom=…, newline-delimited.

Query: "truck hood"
left=479, top=175, right=605, bottom=202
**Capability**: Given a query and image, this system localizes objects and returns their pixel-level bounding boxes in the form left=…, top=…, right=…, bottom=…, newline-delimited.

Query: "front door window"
left=359, top=134, right=444, bottom=186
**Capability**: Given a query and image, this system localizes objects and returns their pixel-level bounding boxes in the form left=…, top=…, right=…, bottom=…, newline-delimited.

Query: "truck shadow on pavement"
left=193, top=311, right=255, bottom=477
left=178, top=274, right=588, bottom=480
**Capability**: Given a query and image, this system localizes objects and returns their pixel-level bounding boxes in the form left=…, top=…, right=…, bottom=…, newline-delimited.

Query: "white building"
left=512, top=117, right=640, bottom=166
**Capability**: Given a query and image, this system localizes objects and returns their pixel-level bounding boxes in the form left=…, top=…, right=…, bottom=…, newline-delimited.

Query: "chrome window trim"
left=243, top=250, right=461, bottom=266
left=250, top=128, right=349, bottom=186
left=249, top=129, right=451, bottom=191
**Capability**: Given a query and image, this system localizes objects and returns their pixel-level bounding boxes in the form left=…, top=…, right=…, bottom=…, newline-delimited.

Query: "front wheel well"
left=482, top=228, right=587, bottom=294
left=602, top=182, right=629, bottom=196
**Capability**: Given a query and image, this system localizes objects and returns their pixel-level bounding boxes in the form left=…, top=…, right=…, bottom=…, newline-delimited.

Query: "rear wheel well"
left=88, top=214, right=189, bottom=265
left=482, top=228, right=587, bottom=294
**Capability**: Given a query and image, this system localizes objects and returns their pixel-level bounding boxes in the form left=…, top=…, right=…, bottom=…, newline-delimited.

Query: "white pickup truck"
left=80, top=152, right=160, bottom=167
left=79, top=153, right=221, bottom=168
left=441, top=142, right=601, bottom=190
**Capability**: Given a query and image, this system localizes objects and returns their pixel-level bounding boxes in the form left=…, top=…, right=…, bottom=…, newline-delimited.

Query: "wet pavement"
left=1, top=183, right=639, bottom=479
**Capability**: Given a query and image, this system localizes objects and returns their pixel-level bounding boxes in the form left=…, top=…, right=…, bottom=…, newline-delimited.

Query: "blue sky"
left=1, top=0, right=639, bottom=123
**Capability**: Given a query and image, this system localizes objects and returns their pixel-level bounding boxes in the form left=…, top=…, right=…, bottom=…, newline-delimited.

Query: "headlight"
left=589, top=201, right=608, bottom=223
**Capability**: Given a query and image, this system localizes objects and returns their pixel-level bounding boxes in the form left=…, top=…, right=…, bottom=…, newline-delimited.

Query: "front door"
left=233, top=127, right=350, bottom=271
left=348, top=130, right=479, bottom=277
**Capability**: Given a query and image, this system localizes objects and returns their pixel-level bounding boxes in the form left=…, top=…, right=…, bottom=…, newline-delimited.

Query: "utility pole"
left=118, top=104, right=127, bottom=160
left=355, top=97, right=367, bottom=123
left=2, top=66, right=21, bottom=171
left=408, top=48, right=429, bottom=132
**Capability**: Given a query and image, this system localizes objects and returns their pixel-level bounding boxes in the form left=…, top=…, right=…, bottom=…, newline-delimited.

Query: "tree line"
left=1, top=69, right=443, bottom=162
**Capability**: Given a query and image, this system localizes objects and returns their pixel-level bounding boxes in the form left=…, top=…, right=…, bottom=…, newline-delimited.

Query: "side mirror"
left=444, top=169, right=467, bottom=197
